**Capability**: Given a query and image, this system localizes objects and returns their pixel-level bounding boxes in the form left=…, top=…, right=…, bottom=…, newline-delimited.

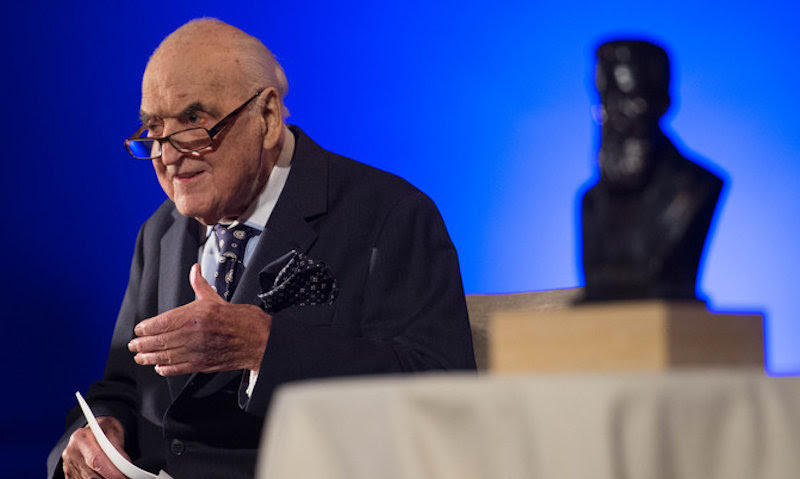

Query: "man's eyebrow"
left=138, top=101, right=221, bottom=125
left=139, top=110, right=154, bottom=125
left=180, top=101, right=220, bottom=119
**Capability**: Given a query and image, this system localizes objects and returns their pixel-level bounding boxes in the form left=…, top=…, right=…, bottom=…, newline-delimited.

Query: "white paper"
left=75, top=391, right=173, bottom=479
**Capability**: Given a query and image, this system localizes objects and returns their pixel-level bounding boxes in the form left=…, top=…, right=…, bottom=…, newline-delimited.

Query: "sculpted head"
left=140, top=18, right=289, bottom=225
left=594, top=39, right=670, bottom=189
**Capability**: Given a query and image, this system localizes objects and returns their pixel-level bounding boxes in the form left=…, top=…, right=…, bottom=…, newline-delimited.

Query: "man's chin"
left=174, top=200, right=219, bottom=225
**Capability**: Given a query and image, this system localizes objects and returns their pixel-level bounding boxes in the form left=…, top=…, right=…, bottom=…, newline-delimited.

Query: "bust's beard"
left=598, top=136, right=654, bottom=190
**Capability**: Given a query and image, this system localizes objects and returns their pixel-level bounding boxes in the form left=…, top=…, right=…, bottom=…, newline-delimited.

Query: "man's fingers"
left=128, top=329, right=183, bottom=354
left=133, top=263, right=219, bottom=338
left=134, top=299, right=197, bottom=337
left=69, top=426, right=125, bottom=479
left=129, top=274, right=270, bottom=375
left=190, top=263, right=222, bottom=302
left=154, top=362, right=196, bottom=376
left=133, top=312, right=174, bottom=337
left=68, top=460, right=100, bottom=479
left=133, top=345, right=190, bottom=366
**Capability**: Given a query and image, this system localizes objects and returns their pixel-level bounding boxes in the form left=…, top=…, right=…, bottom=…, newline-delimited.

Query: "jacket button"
left=170, top=439, right=186, bottom=456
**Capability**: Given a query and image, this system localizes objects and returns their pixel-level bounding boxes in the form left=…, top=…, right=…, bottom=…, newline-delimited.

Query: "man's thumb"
left=190, top=263, right=219, bottom=301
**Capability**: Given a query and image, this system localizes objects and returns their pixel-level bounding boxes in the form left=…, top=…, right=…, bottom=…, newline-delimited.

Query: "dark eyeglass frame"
left=125, top=89, right=264, bottom=160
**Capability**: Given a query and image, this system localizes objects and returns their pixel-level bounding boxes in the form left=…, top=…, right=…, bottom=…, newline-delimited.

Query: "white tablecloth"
left=257, top=370, right=800, bottom=479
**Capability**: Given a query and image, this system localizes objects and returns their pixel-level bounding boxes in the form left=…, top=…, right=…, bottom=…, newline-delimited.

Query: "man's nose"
left=160, top=140, right=183, bottom=166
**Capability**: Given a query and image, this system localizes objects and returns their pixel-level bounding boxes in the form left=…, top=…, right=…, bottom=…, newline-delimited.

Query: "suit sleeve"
left=243, top=192, right=476, bottom=417
left=47, top=225, right=147, bottom=478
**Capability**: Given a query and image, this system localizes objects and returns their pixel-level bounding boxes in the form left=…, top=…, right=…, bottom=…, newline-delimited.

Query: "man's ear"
left=260, top=87, right=283, bottom=150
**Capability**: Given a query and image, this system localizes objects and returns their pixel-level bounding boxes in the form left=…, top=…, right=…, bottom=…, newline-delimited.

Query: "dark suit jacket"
left=48, top=126, right=476, bottom=479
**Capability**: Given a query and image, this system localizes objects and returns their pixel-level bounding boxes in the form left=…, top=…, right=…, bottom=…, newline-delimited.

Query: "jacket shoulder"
left=291, top=126, right=430, bottom=206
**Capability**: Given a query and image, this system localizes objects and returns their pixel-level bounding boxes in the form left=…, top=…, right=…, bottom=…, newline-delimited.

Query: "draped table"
left=256, top=370, right=800, bottom=479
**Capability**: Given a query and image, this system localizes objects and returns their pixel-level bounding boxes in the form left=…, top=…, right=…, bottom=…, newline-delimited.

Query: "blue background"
left=2, top=1, right=798, bottom=475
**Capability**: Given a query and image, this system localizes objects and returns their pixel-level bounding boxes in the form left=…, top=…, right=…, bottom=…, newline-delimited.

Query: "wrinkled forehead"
left=141, top=41, right=245, bottom=117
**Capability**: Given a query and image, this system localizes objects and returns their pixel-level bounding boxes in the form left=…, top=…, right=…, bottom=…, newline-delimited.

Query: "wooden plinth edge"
left=489, top=300, right=763, bottom=372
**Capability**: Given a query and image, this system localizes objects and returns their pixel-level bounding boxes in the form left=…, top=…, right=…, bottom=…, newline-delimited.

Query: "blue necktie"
left=212, top=224, right=259, bottom=301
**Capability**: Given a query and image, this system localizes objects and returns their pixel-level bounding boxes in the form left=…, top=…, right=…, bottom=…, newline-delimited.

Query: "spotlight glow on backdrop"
left=2, top=2, right=798, bottom=475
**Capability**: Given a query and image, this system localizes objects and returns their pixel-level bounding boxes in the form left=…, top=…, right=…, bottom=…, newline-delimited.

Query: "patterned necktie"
left=212, top=224, right=260, bottom=301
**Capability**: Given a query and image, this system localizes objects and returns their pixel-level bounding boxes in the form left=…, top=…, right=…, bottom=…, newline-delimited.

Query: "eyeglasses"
left=125, top=90, right=264, bottom=160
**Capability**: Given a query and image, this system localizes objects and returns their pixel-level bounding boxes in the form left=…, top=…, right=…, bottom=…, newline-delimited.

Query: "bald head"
left=146, top=18, right=288, bottom=116
left=140, top=19, right=291, bottom=225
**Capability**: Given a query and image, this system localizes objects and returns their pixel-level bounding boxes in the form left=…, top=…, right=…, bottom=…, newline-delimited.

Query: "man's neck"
left=220, top=125, right=296, bottom=228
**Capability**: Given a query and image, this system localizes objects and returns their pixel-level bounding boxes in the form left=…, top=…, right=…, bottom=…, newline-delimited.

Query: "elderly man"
left=48, top=18, right=475, bottom=479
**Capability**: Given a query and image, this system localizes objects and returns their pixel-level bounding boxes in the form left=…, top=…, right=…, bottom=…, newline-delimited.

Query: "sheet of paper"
left=75, top=391, right=173, bottom=479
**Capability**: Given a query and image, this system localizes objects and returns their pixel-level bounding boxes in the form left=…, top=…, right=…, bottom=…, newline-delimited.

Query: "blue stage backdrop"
left=2, top=1, right=798, bottom=475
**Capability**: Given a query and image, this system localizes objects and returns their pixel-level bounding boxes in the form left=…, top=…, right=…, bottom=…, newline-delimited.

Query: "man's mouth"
left=173, top=171, right=204, bottom=184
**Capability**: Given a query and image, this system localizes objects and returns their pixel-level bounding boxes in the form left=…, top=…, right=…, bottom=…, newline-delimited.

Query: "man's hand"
left=128, top=263, right=272, bottom=375
left=62, top=416, right=127, bottom=479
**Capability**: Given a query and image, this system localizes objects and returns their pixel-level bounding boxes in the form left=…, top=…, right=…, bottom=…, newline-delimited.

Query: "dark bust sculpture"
left=581, top=39, right=723, bottom=301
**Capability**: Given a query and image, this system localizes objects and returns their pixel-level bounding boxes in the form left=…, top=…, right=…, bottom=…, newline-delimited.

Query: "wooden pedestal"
left=489, top=300, right=763, bottom=372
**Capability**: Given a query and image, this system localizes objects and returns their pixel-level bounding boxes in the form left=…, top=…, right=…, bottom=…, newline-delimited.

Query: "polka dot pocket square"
left=257, top=250, right=338, bottom=314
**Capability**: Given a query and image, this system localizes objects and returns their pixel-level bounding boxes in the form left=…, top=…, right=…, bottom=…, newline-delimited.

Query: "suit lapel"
left=159, top=208, right=203, bottom=312
left=158, top=208, right=203, bottom=398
